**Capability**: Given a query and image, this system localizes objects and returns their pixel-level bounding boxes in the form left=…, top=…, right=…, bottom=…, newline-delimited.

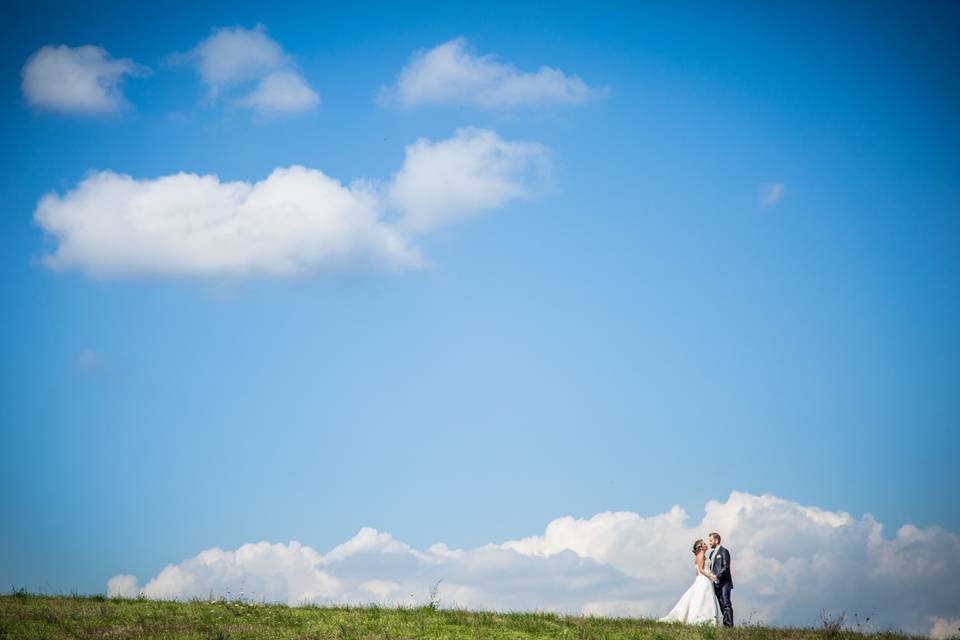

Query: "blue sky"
left=1, top=0, right=959, bottom=629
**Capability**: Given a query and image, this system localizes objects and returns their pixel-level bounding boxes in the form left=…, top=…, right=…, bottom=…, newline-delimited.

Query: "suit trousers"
left=713, top=582, right=733, bottom=627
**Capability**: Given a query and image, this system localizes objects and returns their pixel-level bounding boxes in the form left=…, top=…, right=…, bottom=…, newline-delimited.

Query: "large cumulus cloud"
left=35, top=128, right=547, bottom=278
left=109, top=492, right=960, bottom=636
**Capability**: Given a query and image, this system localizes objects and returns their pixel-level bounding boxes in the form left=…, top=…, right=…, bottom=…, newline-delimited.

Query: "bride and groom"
left=659, top=532, right=734, bottom=626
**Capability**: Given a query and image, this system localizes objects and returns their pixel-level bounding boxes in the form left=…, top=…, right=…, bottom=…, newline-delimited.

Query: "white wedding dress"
left=658, top=554, right=722, bottom=625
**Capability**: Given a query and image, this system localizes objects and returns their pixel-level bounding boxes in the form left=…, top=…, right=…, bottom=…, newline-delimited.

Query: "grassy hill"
left=0, top=594, right=923, bottom=640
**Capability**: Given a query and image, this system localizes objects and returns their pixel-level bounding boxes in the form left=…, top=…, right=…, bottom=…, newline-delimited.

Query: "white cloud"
left=107, top=492, right=960, bottom=636
left=760, top=182, right=785, bottom=208
left=35, top=167, right=418, bottom=278
left=191, top=25, right=286, bottom=91
left=183, top=24, right=318, bottom=114
left=21, top=45, right=148, bottom=115
left=390, top=127, right=550, bottom=232
left=380, top=38, right=603, bottom=109
left=34, top=129, right=547, bottom=278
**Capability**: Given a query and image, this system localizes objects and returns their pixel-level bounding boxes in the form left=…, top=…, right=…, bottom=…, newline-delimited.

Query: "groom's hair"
left=708, top=532, right=721, bottom=542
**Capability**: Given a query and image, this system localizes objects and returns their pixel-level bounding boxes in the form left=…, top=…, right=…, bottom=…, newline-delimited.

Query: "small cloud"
left=389, top=127, right=550, bottom=233
left=760, top=182, right=785, bottom=208
left=74, top=348, right=105, bottom=373
left=177, top=24, right=318, bottom=116
left=21, top=45, right=149, bottom=115
left=380, top=37, right=604, bottom=110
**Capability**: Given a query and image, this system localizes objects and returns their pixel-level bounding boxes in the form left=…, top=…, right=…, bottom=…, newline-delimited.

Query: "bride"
left=659, top=539, right=722, bottom=625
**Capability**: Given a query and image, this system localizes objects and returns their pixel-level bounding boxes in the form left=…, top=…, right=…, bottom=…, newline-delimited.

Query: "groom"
left=707, top=532, right=733, bottom=627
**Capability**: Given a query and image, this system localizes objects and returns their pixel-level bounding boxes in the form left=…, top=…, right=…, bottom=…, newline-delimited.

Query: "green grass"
left=0, top=593, right=922, bottom=640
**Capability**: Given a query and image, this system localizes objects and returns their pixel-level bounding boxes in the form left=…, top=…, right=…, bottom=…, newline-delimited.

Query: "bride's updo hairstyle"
left=692, top=540, right=705, bottom=555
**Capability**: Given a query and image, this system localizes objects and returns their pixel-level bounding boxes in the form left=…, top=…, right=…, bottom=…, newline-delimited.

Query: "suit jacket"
left=710, top=546, right=733, bottom=588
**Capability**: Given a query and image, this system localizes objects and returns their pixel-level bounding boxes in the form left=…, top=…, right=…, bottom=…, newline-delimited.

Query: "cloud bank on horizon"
left=34, top=128, right=548, bottom=278
left=108, top=492, right=960, bottom=636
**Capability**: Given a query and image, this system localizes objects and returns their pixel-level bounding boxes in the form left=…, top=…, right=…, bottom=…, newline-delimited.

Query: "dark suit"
left=709, top=545, right=733, bottom=626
